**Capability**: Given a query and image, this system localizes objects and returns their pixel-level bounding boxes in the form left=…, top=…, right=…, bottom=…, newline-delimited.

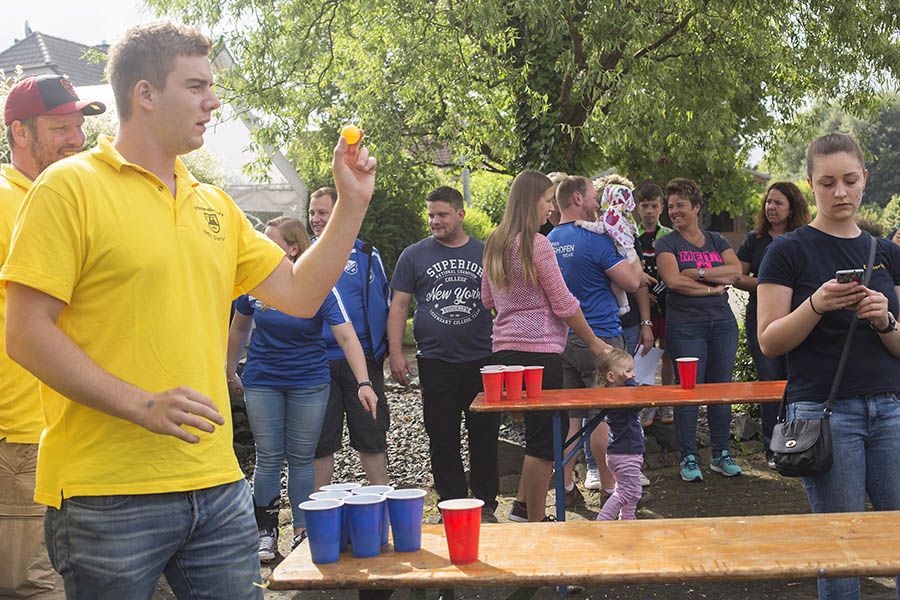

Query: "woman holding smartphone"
left=757, top=132, right=900, bottom=600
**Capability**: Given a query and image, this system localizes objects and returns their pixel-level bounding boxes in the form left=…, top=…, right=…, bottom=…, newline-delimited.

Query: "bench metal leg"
left=552, top=411, right=566, bottom=522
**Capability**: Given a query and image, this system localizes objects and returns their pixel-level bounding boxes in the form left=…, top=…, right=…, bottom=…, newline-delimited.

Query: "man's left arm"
left=251, top=137, right=377, bottom=317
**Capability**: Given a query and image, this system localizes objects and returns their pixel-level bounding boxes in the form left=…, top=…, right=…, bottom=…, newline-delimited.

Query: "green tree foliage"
left=767, top=95, right=900, bottom=207
left=469, top=171, right=513, bottom=225
left=461, top=206, right=496, bottom=240
left=149, top=0, right=899, bottom=222
left=883, top=196, right=900, bottom=232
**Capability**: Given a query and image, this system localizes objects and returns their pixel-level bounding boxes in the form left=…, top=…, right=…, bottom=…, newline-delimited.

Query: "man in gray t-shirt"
left=387, top=186, right=500, bottom=520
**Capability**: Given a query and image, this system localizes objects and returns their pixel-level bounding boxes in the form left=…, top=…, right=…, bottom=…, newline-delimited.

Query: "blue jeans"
left=745, top=312, right=785, bottom=450
left=788, top=394, right=900, bottom=600
left=622, top=324, right=640, bottom=356
left=244, top=384, right=330, bottom=529
left=666, top=317, right=739, bottom=458
left=44, top=480, right=263, bottom=600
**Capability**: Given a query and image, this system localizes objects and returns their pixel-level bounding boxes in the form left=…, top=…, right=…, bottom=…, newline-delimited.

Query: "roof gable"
left=0, top=31, right=107, bottom=86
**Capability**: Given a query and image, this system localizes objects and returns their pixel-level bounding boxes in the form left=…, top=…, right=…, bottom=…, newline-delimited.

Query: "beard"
left=29, top=137, right=79, bottom=175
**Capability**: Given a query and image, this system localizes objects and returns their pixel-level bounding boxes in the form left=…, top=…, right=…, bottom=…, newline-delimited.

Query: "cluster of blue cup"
left=299, top=483, right=427, bottom=564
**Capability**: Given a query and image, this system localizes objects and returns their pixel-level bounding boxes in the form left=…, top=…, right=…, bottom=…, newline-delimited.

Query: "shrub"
left=469, top=171, right=513, bottom=225
left=734, top=310, right=757, bottom=384
left=463, top=206, right=496, bottom=240
left=883, top=195, right=900, bottom=232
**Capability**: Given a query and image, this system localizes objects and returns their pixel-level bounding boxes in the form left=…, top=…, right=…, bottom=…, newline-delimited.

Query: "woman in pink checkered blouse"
left=482, top=170, right=613, bottom=522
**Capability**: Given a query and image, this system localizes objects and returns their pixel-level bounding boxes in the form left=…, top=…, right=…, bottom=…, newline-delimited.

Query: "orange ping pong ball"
left=340, top=124, right=362, bottom=145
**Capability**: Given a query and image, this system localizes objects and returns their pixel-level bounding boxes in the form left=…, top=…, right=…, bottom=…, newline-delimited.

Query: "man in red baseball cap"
left=3, top=75, right=105, bottom=178
left=0, top=74, right=104, bottom=599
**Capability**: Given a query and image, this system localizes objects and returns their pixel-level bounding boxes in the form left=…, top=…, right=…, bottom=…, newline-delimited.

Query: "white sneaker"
left=584, top=469, right=602, bottom=490
left=639, top=471, right=651, bottom=487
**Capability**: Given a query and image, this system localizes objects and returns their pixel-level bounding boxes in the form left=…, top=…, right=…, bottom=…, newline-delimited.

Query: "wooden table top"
left=269, top=511, right=900, bottom=590
left=470, top=380, right=786, bottom=412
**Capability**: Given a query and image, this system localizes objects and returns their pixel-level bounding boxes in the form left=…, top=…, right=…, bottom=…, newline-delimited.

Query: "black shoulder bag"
left=769, top=234, right=877, bottom=477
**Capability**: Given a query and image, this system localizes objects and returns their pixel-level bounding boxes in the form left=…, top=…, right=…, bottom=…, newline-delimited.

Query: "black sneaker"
left=766, top=450, right=777, bottom=470
left=508, top=500, right=528, bottom=522
left=291, top=530, right=308, bottom=551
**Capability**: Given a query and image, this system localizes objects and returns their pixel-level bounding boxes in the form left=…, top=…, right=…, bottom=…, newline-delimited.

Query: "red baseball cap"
left=3, top=75, right=106, bottom=126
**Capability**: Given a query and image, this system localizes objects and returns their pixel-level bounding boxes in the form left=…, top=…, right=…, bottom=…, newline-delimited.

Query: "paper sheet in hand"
left=633, top=346, right=665, bottom=386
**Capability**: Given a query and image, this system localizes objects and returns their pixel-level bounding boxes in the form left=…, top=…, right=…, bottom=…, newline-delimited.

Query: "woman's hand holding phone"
left=812, top=278, right=867, bottom=312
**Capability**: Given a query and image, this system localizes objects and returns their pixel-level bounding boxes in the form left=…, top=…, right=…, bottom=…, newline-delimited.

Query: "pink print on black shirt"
left=678, top=250, right=722, bottom=269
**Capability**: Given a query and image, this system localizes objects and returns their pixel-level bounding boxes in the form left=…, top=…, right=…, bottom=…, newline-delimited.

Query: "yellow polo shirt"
left=1, top=136, right=285, bottom=507
left=0, top=165, right=44, bottom=444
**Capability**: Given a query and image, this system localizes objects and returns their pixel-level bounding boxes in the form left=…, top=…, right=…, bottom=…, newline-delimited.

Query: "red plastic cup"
left=480, top=368, right=504, bottom=403
left=676, top=357, right=699, bottom=389
left=503, top=366, right=525, bottom=401
left=523, top=366, right=544, bottom=398
left=438, top=498, right=484, bottom=565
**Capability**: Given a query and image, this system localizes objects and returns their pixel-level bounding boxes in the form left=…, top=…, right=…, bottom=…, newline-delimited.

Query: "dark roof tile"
left=0, top=31, right=107, bottom=86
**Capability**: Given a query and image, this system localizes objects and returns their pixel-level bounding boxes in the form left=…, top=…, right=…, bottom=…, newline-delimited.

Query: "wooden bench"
left=269, top=511, right=900, bottom=598
left=470, top=380, right=787, bottom=521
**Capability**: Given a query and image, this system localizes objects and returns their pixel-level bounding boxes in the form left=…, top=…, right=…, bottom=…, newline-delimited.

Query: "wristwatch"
left=357, top=380, right=373, bottom=390
left=640, top=320, right=653, bottom=327
left=871, top=312, right=897, bottom=335
left=697, top=268, right=706, bottom=281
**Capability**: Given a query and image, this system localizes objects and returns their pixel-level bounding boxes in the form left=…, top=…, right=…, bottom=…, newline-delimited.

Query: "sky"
left=0, top=1, right=155, bottom=50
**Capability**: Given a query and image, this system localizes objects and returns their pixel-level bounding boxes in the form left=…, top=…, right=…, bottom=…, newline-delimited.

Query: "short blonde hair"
left=596, top=348, right=633, bottom=386
left=107, top=22, right=211, bottom=120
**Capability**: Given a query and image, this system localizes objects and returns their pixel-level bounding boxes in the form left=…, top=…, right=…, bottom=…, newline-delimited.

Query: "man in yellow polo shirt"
left=1, top=22, right=377, bottom=600
left=0, top=75, right=105, bottom=600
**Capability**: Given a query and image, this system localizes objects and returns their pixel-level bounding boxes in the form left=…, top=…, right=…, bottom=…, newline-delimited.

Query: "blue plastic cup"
left=298, top=499, right=343, bottom=564
left=309, top=491, right=351, bottom=552
left=353, top=485, right=394, bottom=546
left=343, top=494, right=385, bottom=558
left=320, top=482, right=362, bottom=493
left=384, top=489, right=427, bottom=552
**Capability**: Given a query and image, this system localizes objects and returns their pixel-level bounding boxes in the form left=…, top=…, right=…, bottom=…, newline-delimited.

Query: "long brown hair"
left=752, top=181, right=810, bottom=238
left=483, top=170, right=553, bottom=289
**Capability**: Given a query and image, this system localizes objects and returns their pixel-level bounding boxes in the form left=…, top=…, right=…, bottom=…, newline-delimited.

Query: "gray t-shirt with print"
left=390, top=236, right=493, bottom=362
left=655, top=230, right=734, bottom=324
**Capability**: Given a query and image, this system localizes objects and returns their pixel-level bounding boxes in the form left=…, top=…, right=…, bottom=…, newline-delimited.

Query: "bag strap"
left=823, top=233, right=878, bottom=415
left=777, top=234, right=878, bottom=420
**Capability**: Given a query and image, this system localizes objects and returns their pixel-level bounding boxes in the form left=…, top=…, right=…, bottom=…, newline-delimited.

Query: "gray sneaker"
left=258, top=528, right=278, bottom=562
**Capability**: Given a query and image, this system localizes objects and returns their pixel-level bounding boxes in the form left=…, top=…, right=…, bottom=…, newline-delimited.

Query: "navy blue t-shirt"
left=236, top=291, right=349, bottom=388
left=547, top=222, right=625, bottom=337
left=602, top=379, right=645, bottom=455
left=736, top=231, right=775, bottom=324
left=655, top=230, right=734, bottom=324
left=758, top=226, right=900, bottom=402
left=390, top=237, right=493, bottom=362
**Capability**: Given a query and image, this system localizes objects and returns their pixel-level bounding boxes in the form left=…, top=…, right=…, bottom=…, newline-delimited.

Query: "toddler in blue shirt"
left=595, top=348, right=646, bottom=521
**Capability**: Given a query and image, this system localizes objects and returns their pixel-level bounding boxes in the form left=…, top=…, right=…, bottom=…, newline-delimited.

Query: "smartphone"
left=835, top=269, right=865, bottom=284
